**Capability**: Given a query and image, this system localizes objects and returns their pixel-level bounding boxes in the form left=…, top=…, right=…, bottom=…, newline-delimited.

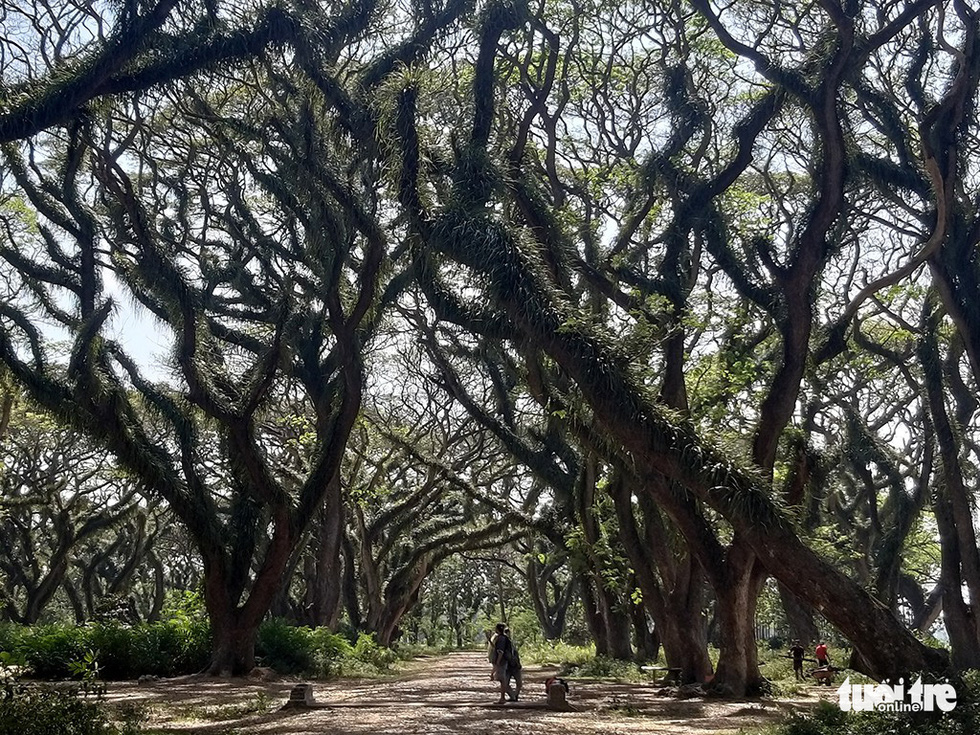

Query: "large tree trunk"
left=527, top=556, right=554, bottom=637
left=356, top=504, right=386, bottom=633
left=24, top=548, right=71, bottom=624
left=663, top=564, right=713, bottom=683
left=0, top=389, right=13, bottom=440
left=375, top=563, right=428, bottom=647
left=341, top=529, right=362, bottom=631
left=208, top=612, right=261, bottom=677
left=658, top=613, right=711, bottom=683
left=638, top=488, right=713, bottom=683
left=920, top=308, right=980, bottom=665
left=147, top=553, right=166, bottom=623
left=934, top=485, right=980, bottom=667
left=527, top=556, right=572, bottom=640
left=929, top=246, right=980, bottom=392
left=601, top=585, right=634, bottom=660
left=305, top=480, right=344, bottom=629
left=202, top=524, right=295, bottom=675
left=710, top=541, right=767, bottom=696
left=610, top=471, right=711, bottom=682
left=912, top=584, right=944, bottom=635
left=579, top=565, right=632, bottom=659
left=577, top=455, right=632, bottom=660
left=581, top=578, right=610, bottom=657
left=527, top=554, right=574, bottom=641
left=630, top=594, right=660, bottom=662
left=63, top=579, right=87, bottom=624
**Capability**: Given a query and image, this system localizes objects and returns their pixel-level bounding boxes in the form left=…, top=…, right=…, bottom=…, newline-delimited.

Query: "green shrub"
left=566, top=655, right=649, bottom=681
left=0, top=684, right=134, bottom=735
left=0, top=624, right=26, bottom=660
left=150, top=617, right=210, bottom=675
left=351, top=633, right=397, bottom=669
left=88, top=624, right=135, bottom=679
left=776, top=700, right=848, bottom=735
left=310, top=628, right=353, bottom=677
left=20, top=625, right=89, bottom=679
left=257, top=619, right=313, bottom=674
left=519, top=640, right=595, bottom=667
left=0, top=619, right=210, bottom=680
left=255, top=622, right=397, bottom=678
left=152, top=591, right=211, bottom=675
left=0, top=615, right=400, bottom=681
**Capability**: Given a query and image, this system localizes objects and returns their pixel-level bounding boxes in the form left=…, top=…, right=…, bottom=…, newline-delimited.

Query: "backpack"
left=487, top=633, right=498, bottom=664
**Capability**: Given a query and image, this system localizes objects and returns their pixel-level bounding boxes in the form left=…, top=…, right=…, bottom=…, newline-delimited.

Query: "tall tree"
left=384, top=0, right=949, bottom=690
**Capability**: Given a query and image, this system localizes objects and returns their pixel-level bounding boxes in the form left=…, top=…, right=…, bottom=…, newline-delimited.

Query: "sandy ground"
left=106, top=651, right=834, bottom=735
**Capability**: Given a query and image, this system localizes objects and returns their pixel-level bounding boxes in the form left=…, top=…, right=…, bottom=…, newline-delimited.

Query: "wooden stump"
left=547, top=682, right=574, bottom=711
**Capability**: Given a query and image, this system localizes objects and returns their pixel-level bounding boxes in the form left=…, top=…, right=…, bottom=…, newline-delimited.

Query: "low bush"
left=0, top=619, right=210, bottom=680
left=352, top=633, right=397, bottom=669
left=563, top=655, right=651, bottom=682
left=309, top=627, right=353, bottom=677
left=257, top=619, right=314, bottom=674
left=0, top=682, right=141, bottom=735
left=511, top=641, right=653, bottom=681
left=1, top=614, right=398, bottom=681
left=256, top=621, right=394, bottom=678
left=19, top=626, right=90, bottom=679
left=146, top=617, right=211, bottom=676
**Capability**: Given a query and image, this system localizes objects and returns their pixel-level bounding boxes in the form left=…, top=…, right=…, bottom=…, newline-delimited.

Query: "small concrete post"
left=283, top=683, right=316, bottom=708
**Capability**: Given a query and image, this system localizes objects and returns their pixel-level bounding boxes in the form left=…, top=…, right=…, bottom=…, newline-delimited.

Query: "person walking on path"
left=504, top=626, right=522, bottom=701
left=491, top=623, right=521, bottom=703
left=789, top=640, right=806, bottom=681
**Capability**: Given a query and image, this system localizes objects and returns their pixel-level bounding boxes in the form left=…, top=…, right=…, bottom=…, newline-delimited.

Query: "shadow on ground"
left=107, top=651, right=825, bottom=735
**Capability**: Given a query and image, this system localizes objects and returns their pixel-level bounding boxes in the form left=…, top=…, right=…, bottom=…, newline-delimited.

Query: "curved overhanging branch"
left=0, top=0, right=180, bottom=142
left=377, top=425, right=548, bottom=536
left=0, top=2, right=306, bottom=142
left=826, top=135, right=951, bottom=345
left=819, top=3, right=979, bottom=364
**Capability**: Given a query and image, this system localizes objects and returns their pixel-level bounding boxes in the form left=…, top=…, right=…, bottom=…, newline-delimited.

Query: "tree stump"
left=547, top=682, right=574, bottom=711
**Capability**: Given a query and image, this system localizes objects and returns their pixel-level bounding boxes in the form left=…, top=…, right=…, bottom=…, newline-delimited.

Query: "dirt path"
left=108, top=651, right=829, bottom=735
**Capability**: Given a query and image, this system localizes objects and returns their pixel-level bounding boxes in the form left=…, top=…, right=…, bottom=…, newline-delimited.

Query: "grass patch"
left=168, top=692, right=275, bottom=723
left=605, top=693, right=647, bottom=716
left=562, top=656, right=654, bottom=682
left=519, top=640, right=596, bottom=667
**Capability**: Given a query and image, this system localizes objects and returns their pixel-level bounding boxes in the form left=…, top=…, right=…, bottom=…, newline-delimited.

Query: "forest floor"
left=107, top=651, right=835, bottom=735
